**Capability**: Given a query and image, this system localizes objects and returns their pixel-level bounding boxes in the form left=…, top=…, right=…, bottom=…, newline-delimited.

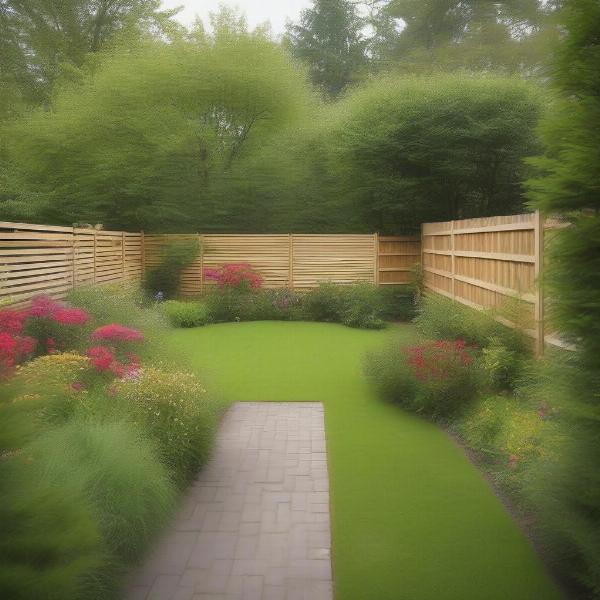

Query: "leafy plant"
left=302, top=282, right=345, bottom=323
left=162, top=300, right=211, bottom=328
left=366, top=338, right=481, bottom=420
left=341, top=282, right=386, bottom=329
left=145, top=240, right=200, bottom=299
left=415, top=294, right=528, bottom=354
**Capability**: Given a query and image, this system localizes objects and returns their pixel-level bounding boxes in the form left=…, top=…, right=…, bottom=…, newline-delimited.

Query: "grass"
left=167, top=321, right=562, bottom=600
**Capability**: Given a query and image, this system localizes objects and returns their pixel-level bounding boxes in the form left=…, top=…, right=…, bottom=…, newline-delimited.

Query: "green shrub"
left=25, top=419, right=176, bottom=562
left=144, top=240, right=200, bottom=299
left=366, top=338, right=481, bottom=420
left=302, top=283, right=345, bottom=323
left=0, top=459, right=104, bottom=600
left=481, top=337, right=525, bottom=392
left=341, top=282, right=386, bottom=329
left=162, top=300, right=210, bottom=328
left=415, top=294, right=528, bottom=354
left=379, top=285, right=417, bottom=322
left=115, top=367, right=220, bottom=485
left=68, top=283, right=165, bottom=332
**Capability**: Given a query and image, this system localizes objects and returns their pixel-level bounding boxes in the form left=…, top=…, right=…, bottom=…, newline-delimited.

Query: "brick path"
left=125, top=402, right=333, bottom=600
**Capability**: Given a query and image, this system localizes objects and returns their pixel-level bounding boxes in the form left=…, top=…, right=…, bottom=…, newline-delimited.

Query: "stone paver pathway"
left=125, top=402, right=333, bottom=600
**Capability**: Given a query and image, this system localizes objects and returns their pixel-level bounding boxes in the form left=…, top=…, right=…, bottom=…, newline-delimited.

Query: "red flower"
left=204, top=263, right=263, bottom=290
left=52, top=307, right=89, bottom=325
left=91, top=324, right=144, bottom=343
left=406, top=340, right=476, bottom=382
left=87, top=346, right=115, bottom=371
left=0, top=309, right=28, bottom=335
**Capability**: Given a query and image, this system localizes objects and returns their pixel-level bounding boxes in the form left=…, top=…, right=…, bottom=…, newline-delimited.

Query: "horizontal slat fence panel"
left=0, top=222, right=143, bottom=308
left=143, top=233, right=396, bottom=294
left=421, top=212, right=567, bottom=355
left=291, top=234, right=376, bottom=289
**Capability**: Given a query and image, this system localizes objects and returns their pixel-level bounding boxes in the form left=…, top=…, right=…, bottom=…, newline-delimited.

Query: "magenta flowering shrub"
left=204, top=263, right=263, bottom=290
left=24, top=295, right=90, bottom=354
left=88, top=324, right=144, bottom=378
left=0, top=331, right=36, bottom=378
left=0, top=296, right=144, bottom=382
left=91, top=324, right=145, bottom=343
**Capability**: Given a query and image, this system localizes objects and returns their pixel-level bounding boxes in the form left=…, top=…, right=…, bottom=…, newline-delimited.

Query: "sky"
left=161, top=1, right=313, bottom=35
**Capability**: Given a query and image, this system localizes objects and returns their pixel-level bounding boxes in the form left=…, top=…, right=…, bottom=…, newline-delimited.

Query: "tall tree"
left=285, top=0, right=367, bottom=97
left=0, top=0, right=177, bottom=109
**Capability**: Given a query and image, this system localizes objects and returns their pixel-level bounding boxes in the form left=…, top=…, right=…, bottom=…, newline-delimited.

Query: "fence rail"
left=421, top=212, right=567, bottom=354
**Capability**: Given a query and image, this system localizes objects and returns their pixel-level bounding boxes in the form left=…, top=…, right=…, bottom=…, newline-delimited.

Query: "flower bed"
left=0, top=286, right=222, bottom=600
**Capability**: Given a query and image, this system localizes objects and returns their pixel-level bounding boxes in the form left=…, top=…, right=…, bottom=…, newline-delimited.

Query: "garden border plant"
left=0, top=285, right=223, bottom=600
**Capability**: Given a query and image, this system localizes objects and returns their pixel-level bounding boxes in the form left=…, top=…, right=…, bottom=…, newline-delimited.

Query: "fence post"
left=92, top=231, right=97, bottom=284
left=534, top=210, right=545, bottom=356
left=140, top=231, right=145, bottom=282
left=71, top=227, right=76, bottom=289
left=199, top=234, right=204, bottom=295
left=450, top=220, right=456, bottom=300
left=374, top=233, right=379, bottom=285
left=289, top=234, right=294, bottom=289
left=121, top=231, right=126, bottom=280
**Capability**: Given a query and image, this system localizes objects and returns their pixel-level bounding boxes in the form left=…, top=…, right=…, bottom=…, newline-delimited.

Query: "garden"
left=1, top=1, right=600, bottom=599
left=0, top=260, right=580, bottom=599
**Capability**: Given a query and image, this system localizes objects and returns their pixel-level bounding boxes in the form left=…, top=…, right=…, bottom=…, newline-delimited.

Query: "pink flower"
left=0, top=309, right=28, bottom=335
left=87, top=346, right=115, bottom=372
left=53, top=307, right=89, bottom=325
left=91, top=324, right=144, bottom=343
left=71, top=382, right=85, bottom=392
left=204, top=263, right=263, bottom=290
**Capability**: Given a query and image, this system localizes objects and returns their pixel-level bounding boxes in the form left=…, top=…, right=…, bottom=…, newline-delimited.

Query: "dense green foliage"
left=144, top=240, right=199, bottom=298
left=168, top=321, right=561, bottom=600
left=525, top=0, right=600, bottom=594
left=162, top=300, right=210, bottom=328
left=5, top=32, right=315, bottom=230
left=386, top=0, right=556, bottom=73
left=414, top=294, right=529, bottom=354
left=25, top=419, right=175, bottom=562
left=0, top=1, right=177, bottom=117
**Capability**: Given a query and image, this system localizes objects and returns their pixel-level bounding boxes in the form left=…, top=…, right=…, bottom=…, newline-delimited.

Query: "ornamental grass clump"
left=24, top=419, right=176, bottom=563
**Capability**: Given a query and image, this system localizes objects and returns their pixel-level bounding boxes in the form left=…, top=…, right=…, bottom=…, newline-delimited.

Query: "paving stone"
left=124, top=403, right=332, bottom=600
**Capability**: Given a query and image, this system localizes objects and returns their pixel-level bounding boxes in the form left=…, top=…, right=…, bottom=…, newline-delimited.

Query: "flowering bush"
left=0, top=332, right=36, bottom=378
left=23, top=295, right=90, bottom=355
left=366, top=338, right=481, bottom=420
left=115, top=367, right=219, bottom=485
left=204, top=263, right=263, bottom=290
left=91, top=324, right=144, bottom=343
left=15, top=353, right=91, bottom=393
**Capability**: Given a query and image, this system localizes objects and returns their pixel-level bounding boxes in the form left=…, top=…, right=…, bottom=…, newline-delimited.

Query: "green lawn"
left=167, top=321, right=562, bottom=600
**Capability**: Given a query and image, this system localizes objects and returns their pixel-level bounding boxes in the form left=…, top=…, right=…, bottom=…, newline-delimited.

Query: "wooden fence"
left=0, top=221, right=143, bottom=307
left=144, top=233, right=421, bottom=295
left=421, top=212, right=567, bottom=354
left=0, top=224, right=420, bottom=307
